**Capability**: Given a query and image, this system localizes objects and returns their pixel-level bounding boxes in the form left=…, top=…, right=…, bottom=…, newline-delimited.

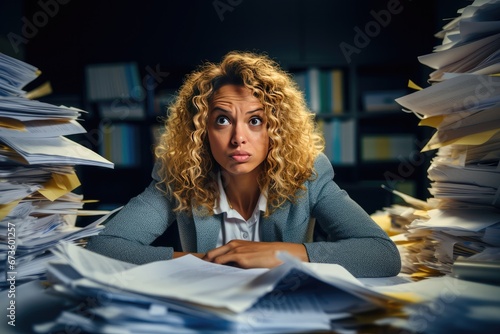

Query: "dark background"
left=2, top=0, right=464, bottom=94
left=0, top=0, right=469, bottom=215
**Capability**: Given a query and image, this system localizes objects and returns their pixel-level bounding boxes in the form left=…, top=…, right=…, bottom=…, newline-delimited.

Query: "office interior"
left=2, top=1, right=500, bottom=333
left=1, top=0, right=466, bottom=217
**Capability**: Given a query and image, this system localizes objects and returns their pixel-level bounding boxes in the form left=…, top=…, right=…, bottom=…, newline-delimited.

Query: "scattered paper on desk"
left=38, top=242, right=414, bottom=334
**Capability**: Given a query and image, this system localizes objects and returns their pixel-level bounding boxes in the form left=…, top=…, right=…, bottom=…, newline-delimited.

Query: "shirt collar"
left=214, top=172, right=267, bottom=216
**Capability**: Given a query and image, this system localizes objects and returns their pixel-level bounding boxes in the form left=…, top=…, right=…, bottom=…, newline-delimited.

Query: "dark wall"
left=3, top=0, right=466, bottom=96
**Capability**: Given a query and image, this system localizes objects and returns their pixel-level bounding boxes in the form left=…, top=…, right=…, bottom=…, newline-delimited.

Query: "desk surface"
left=1, top=280, right=76, bottom=334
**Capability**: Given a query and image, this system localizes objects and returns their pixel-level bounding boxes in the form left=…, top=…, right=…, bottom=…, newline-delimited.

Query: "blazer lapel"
left=260, top=201, right=291, bottom=242
left=193, top=210, right=222, bottom=253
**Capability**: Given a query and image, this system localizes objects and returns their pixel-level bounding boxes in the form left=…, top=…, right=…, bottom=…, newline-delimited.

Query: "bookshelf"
left=288, top=62, right=432, bottom=212
left=15, top=0, right=447, bottom=215
left=68, top=59, right=431, bottom=215
left=72, top=60, right=431, bottom=215
left=76, top=62, right=162, bottom=211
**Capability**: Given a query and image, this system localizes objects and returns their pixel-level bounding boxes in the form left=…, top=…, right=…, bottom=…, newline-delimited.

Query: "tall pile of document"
left=390, top=0, right=500, bottom=278
left=0, top=53, right=114, bottom=288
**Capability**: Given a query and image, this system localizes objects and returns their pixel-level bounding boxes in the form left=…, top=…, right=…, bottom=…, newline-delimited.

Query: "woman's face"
left=207, top=84, right=269, bottom=178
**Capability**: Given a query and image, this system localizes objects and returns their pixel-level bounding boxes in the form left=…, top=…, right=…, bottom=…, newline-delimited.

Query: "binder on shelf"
left=293, top=68, right=344, bottom=114
left=362, top=90, right=406, bottom=112
left=361, top=134, right=414, bottom=162
left=319, top=118, right=355, bottom=165
left=85, top=62, right=140, bottom=101
left=99, top=123, right=141, bottom=167
left=331, top=69, right=344, bottom=114
left=307, top=67, right=321, bottom=113
left=85, top=62, right=145, bottom=120
left=98, top=100, right=145, bottom=120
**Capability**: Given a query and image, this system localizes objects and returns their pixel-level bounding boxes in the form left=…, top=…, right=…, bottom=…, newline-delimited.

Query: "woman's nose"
left=231, top=123, right=247, bottom=146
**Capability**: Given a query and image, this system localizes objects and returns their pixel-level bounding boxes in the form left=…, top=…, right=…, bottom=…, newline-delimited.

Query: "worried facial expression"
left=207, top=84, right=269, bottom=177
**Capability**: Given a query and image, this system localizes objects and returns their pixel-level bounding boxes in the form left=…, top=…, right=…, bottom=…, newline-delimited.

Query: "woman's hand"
left=203, top=240, right=309, bottom=269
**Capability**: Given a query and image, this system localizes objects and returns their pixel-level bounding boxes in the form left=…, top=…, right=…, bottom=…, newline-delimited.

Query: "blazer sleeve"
left=85, top=163, right=177, bottom=264
left=303, top=153, right=401, bottom=277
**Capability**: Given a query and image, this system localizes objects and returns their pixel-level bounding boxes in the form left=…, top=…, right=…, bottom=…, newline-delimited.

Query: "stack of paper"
left=0, top=53, right=40, bottom=97
left=373, top=273, right=500, bottom=333
left=0, top=53, right=114, bottom=288
left=387, top=0, right=500, bottom=278
left=33, top=242, right=413, bottom=334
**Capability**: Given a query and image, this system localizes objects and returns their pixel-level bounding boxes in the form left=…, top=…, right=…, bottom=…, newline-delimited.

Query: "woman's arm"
left=86, top=170, right=178, bottom=264
left=305, top=154, right=401, bottom=277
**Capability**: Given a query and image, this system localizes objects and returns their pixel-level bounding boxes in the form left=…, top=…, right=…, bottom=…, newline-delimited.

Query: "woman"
left=86, top=51, right=401, bottom=277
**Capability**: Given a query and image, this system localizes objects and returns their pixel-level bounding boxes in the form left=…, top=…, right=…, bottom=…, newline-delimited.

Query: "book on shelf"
left=97, top=99, right=145, bottom=120
left=85, top=62, right=142, bottom=101
left=319, top=118, right=355, bottom=165
left=99, top=123, right=141, bottom=167
left=362, top=89, right=407, bottom=112
left=85, top=62, right=145, bottom=120
left=293, top=68, right=344, bottom=114
left=361, top=134, right=414, bottom=162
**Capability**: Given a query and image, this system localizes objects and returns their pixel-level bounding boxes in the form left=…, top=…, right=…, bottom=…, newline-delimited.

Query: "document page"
left=50, top=242, right=404, bottom=317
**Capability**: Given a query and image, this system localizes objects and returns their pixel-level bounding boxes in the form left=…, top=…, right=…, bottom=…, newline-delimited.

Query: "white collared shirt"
left=214, top=173, right=267, bottom=247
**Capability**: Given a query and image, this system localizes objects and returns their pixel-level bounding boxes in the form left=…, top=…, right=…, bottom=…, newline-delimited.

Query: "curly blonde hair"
left=155, top=51, right=324, bottom=216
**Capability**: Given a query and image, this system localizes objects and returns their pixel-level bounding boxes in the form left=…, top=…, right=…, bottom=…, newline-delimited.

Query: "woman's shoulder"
left=303, top=152, right=334, bottom=192
left=313, top=152, right=334, bottom=175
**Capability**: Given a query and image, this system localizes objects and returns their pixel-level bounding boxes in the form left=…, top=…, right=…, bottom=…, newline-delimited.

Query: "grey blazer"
left=86, top=153, right=401, bottom=277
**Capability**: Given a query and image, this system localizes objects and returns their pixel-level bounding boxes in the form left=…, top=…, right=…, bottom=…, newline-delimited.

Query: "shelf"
left=298, top=62, right=430, bottom=207
left=76, top=61, right=430, bottom=211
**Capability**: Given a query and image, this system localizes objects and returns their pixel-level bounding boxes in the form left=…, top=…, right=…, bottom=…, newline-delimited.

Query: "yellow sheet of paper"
left=382, top=292, right=423, bottom=303
left=393, top=240, right=422, bottom=246
left=0, top=200, right=21, bottom=221
left=0, top=117, right=26, bottom=131
left=25, top=81, right=52, bottom=100
left=371, top=214, right=391, bottom=235
left=407, top=79, right=423, bottom=91
left=419, top=115, right=444, bottom=128
left=38, top=172, right=81, bottom=201
left=422, top=128, right=500, bottom=151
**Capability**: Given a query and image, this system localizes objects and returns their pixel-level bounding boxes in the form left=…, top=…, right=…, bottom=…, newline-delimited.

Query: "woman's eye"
left=216, top=116, right=230, bottom=125
left=249, top=117, right=263, bottom=126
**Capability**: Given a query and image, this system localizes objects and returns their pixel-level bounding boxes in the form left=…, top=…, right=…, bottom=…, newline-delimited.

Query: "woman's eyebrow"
left=246, top=108, right=264, bottom=114
left=210, top=106, right=230, bottom=113
left=210, top=107, right=264, bottom=114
